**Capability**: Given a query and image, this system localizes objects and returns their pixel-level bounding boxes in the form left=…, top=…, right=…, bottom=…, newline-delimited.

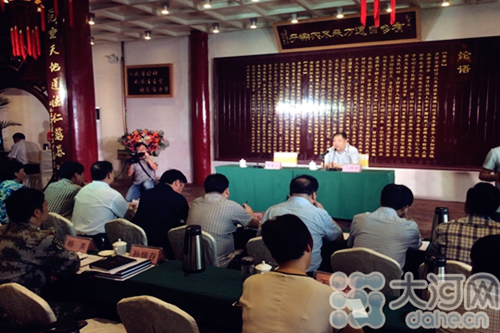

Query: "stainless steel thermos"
left=183, top=225, right=205, bottom=273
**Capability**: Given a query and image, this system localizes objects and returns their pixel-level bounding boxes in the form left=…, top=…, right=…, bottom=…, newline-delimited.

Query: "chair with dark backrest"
left=117, top=296, right=200, bottom=333
left=331, top=247, right=403, bottom=296
left=168, top=225, right=219, bottom=267
left=105, top=218, right=148, bottom=252
left=0, top=283, right=126, bottom=333
left=246, top=236, right=277, bottom=268
left=41, top=212, right=77, bottom=243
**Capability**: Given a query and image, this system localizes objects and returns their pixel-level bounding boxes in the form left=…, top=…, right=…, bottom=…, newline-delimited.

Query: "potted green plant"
left=0, top=95, right=22, bottom=152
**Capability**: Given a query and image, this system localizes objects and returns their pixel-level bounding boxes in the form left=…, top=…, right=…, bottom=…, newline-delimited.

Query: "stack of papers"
left=78, top=255, right=153, bottom=281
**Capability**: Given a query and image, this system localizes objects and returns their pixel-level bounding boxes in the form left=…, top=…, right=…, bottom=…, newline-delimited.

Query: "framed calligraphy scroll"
left=273, top=8, right=420, bottom=53
left=125, top=64, right=173, bottom=98
left=214, top=36, right=500, bottom=170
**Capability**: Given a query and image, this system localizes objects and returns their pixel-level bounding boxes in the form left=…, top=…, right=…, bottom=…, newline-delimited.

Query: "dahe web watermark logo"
left=327, top=271, right=500, bottom=330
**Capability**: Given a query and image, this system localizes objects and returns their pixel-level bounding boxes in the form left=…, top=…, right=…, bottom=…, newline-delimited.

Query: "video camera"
left=127, top=152, right=145, bottom=164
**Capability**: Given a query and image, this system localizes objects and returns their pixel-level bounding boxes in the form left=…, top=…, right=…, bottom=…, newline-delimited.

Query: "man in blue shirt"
left=261, top=175, right=342, bottom=272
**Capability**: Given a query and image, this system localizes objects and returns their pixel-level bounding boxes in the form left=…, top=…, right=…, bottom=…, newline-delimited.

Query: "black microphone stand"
left=253, top=152, right=265, bottom=169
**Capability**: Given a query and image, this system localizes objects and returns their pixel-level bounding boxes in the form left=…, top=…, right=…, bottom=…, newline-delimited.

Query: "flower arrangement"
left=119, top=129, right=169, bottom=156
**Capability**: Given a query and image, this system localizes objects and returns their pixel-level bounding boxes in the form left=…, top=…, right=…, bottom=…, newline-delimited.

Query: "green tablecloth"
left=59, top=261, right=243, bottom=332
left=215, top=165, right=395, bottom=219
left=57, top=260, right=423, bottom=333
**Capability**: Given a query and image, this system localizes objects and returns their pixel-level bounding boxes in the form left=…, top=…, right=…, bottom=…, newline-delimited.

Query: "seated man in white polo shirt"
left=322, top=132, right=360, bottom=169
left=72, top=161, right=131, bottom=249
left=8, top=132, right=42, bottom=190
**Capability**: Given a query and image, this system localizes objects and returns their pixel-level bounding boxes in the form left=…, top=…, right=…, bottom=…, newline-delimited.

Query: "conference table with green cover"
left=215, top=165, right=395, bottom=219
left=57, top=260, right=424, bottom=333
left=58, top=260, right=243, bottom=332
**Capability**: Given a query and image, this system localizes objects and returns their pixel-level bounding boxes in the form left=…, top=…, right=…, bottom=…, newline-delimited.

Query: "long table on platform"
left=215, top=165, right=395, bottom=219
left=58, top=260, right=424, bottom=333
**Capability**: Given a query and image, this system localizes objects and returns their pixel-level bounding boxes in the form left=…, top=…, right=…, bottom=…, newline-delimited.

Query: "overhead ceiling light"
left=441, top=0, right=450, bottom=6
left=252, top=0, right=259, bottom=2
left=90, top=37, right=94, bottom=46
left=291, top=13, right=298, bottom=24
left=336, top=8, right=344, bottom=19
left=250, top=18, right=257, bottom=29
left=88, top=13, right=95, bottom=25
left=213, top=23, right=219, bottom=33
left=161, top=3, right=169, bottom=14
left=144, top=30, right=152, bottom=40
left=203, top=0, right=211, bottom=9
left=386, top=3, right=392, bottom=12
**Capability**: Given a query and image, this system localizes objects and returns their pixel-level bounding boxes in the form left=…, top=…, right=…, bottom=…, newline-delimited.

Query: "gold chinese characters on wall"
left=125, top=64, right=173, bottom=98
left=215, top=36, right=500, bottom=168
left=245, top=52, right=444, bottom=159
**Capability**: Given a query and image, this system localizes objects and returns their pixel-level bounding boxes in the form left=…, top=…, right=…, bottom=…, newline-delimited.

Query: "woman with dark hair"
left=0, top=160, right=26, bottom=224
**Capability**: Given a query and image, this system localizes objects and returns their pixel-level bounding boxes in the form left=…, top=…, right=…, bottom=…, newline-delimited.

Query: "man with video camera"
left=126, top=143, right=158, bottom=202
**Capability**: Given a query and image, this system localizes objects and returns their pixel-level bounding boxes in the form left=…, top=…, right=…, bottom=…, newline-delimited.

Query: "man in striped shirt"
left=45, top=161, right=85, bottom=219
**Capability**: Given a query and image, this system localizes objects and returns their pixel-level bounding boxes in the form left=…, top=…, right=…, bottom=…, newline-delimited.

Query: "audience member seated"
left=322, top=131, right=360, bottom=169
left=436, top=234, right=500, bottom=333
left=72, top=161, right=132, bottom=249
left=239, top=214, right=362, bottom=333
left=0, top=160, right=26, bottom=224
left=348, top=184, right=421, bottom=269
left=186, top=174, right=259, bottom=267
left=133, top=169, right=189, bottom=259
left=261, top=175, right=342, bottom=272
left=0, top=188, right=80, bottom=295
left=45, top=161, right=85, bottom=219
left=479, top=145, right=500, bottom=222
left=431, top=182, right=500, bottom=265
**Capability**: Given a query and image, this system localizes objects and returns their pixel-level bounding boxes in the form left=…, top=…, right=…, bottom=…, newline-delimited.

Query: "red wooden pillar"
left=190, top=31, right=211, bottom=185
left=64, top=0, right=98, bottom=175
left=45, top=0, right=97, bottom=177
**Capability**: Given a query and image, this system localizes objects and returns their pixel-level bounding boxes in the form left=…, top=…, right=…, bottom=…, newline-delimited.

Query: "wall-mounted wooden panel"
left=214, top=36, right=500, bottom=169
left=125, top=64, right=173, bottom=98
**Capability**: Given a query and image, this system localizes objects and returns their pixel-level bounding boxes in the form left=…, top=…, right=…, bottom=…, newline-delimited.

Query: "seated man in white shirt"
left=322, top=132, right=360, bottom=169
left=8, top=132, right=42, bottom=190
left=72, top=161, right=132, bottom=249
left=347, top=184, right=421, bottom=269
left=240, top=214, right=363, bottom=333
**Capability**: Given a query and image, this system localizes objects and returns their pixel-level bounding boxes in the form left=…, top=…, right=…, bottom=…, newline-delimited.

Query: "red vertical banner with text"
left=45, top=1, right=71, bottom=172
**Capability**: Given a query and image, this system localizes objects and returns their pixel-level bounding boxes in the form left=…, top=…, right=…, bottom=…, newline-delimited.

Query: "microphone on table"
left=319, top=150, right=330, bottom=170
left=254, top=152, right=265, bottom=169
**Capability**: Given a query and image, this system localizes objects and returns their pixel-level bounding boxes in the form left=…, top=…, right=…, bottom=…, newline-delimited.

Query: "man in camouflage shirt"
left=0, top=188, right=80, bottom=295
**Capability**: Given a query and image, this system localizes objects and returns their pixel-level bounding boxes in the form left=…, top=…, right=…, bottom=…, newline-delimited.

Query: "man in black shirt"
left=133, top=169, right=189, bottom=259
